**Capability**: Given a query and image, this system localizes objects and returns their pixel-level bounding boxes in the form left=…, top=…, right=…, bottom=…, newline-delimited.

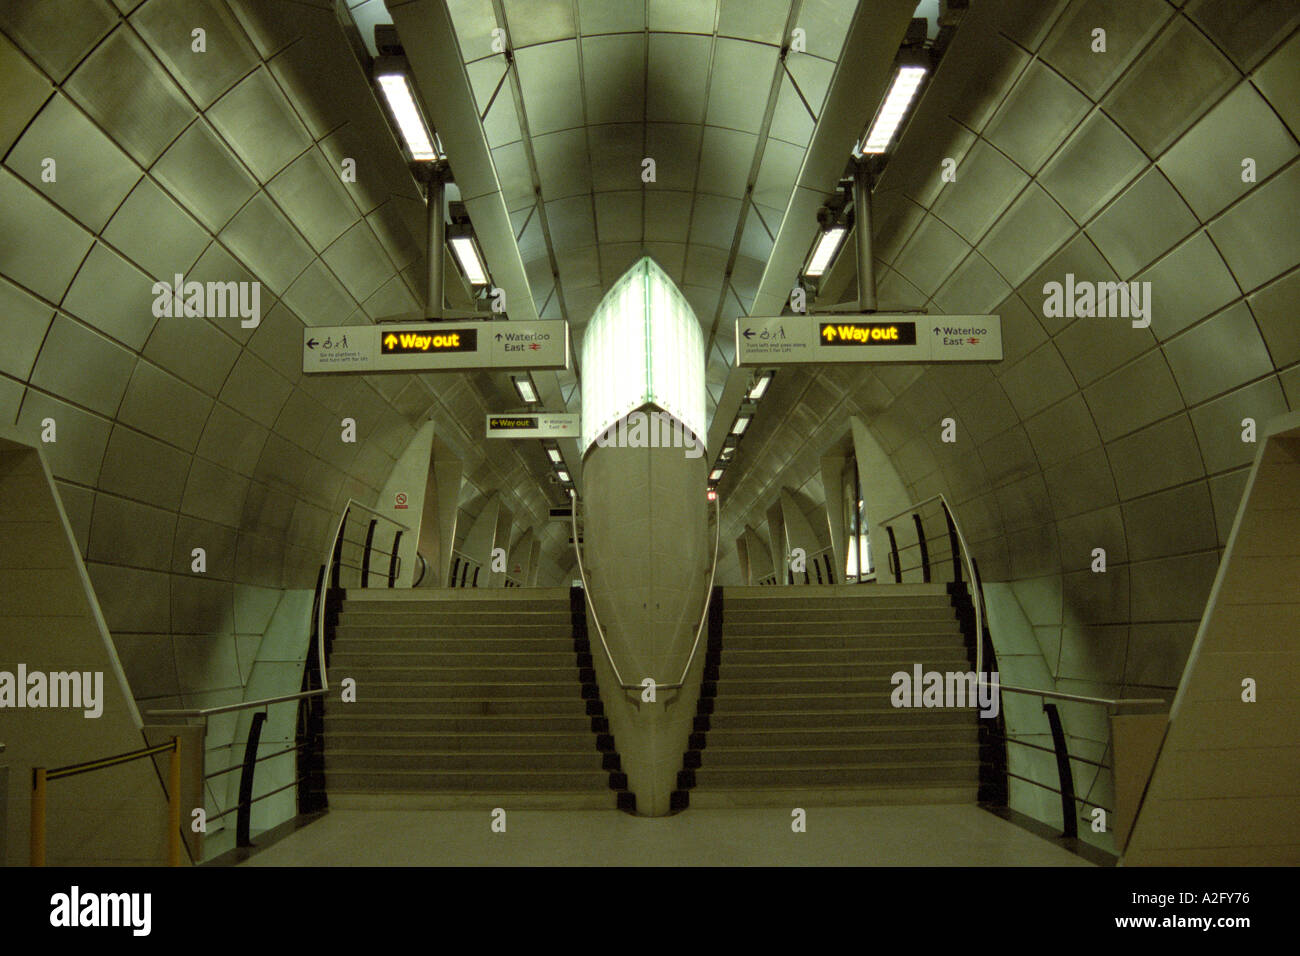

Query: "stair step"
left=723, top=607, right=955, bottom=622
left=691, top=762, right=979, bottom=788
left=703, top=727, right=977, bottom=748
left=721, top=644, right=966, bottom=663
left=326, top=751, right=606, bottom=772
left=327, top=666, right=583, bottom=683
left=327, top=732, right=599, bottom=752
left=715, top=678, right=975, bottom=696
left=683, top=786, right=978, bottom=808
left=723, top=620, right=960, bottom=636
left=710, top=694, right=980, bottom=713
left=323, top=698, right=592, bottom=716
left=338, top=610, right=571, bottom=626
left=331, top=651, right=576, bottom=668
left=715, top=661, right=970, bottom=680
left=324, top=714, right=594, bottom=733
left=699, top=745, right=975, bottom=768
left=334, top=622, right=572, bottom=637
left=706, top=708, right=978, bottom=729
left=323, top=681, right=584, bottom=699
left=331, top=637, right=576, bottom=653
left=324, top=770, right=612, bottom=792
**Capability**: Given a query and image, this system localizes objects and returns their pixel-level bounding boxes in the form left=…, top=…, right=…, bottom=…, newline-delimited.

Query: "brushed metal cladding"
left=583, top=441, right=710, bottom=815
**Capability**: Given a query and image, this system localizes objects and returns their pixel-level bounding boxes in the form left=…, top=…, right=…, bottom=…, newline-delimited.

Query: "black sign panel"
left=380, top=328, right=478, bottom=354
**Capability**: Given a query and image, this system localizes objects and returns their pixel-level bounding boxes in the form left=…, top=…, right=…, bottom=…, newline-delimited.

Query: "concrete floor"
left=239, top=805, right=1094, bottom=866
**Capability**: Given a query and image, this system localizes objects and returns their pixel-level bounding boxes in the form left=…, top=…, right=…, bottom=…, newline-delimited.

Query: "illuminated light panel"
left=747, top=372, right=773, bottom=401
left=450, top=235, right=489, bottom=286
left=514, top=377, right=538, bottom=403
left=376, top=73, right=437, bottom=160
left=547, top=448, right=563, bottom=463
left=557, top=470, right=570, bottom=483
left=709, top=468, right=724, bottom=481
left=731, top=415, right=751, bottom=436
left=804, top=226, right=847, bottom=278
left=860, top=66, right=927, bottom=154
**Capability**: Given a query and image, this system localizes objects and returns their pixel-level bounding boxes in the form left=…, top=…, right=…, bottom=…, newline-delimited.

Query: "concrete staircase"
left=678, top=584, right=981, bottom=807
left=322, top=588, right=625, bottom=809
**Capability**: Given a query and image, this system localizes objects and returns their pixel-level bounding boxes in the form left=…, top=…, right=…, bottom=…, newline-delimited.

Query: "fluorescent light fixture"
left=719, top=444, right=735, bottom=461
left=376, top=72, right=438, bottom=161
left=557, top=470, right=570, bottom=483
left=709, top=468, right=724, bottom=481
left=804, top=226, right=847, bottom=278
left=450, top=234, right=489, bottom=286
left=547, top=448, right=563, bottom=464
left=513, top=376, right=538, bottom=404
left=731, top=415, right=751, bottom=436
left=860, top=65, right=927, bottom=154
left=747, top=371, right=774, bottom=401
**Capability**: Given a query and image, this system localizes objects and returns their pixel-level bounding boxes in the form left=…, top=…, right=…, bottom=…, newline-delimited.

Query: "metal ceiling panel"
left=0, top=0, right=116, bottom=82
left=514, top=40, right=584, bottom=135
left=322, top=219, right=394, bottom=302
left=767, top=75, right=816, bottom=147
left=582, top=33, right=646, bottom=126
left=930, top=139, right=1030, bottom=244
left=1254, top=29, right=1300, bottom=135
left=1037, top=111, right=1147, bottom=224
left=131, top=0, right=259, bottom=108
left=117, top=360, right=213, bottom=452
left=1206, top=159, right=1300, bottom=293
left=649, top=0, right=718, bottom=35
left=892, top=212, right=971, bottom=299
left=533, top=128, right=592, bottom=200
left=283, top=259, right=355, bottom=327
left=932, top=251, right=1011, bottom=316
left=646, top=33, right=711, bottom=122
left=366, top=198, right=422, bottom=271
left=490, top=141, right=537, bottom=209
left=7, top=93, right=142, bottom=233
left=62, top=242, right=159, bottom=351
left=697, top=126, right=757, bottom=199
left=643, top=189, right=693, bottom=243
left=578, top=0, right=645, bottom=34
left=705, top=39, right=778, bottom=133
left=978, top=183, right=1076, bottom=288
left=644, top=123, right=703, bottom=192
left=0, top=31, right=52, bottom=157
left=1135, top=231, right=1239, bottom=342
left=100, top=423, right=193, bottom=510
left=363, top=272, right=420, bottom=318
left=1086, top=167, right=1198, bottom=278
left=543, top=194, right=598, bottom=250
left=502, top=0, right=575, bottom=48
left=1187, top=0, right=1300, bottom=72
left=207, top=68, right=312, bottom=183
left=587, top=122, right=644, bottom=191
left=65, top=26, right=193, bottom=167
left=553, top=242, right=598, bottom=286
left=1158, top=82, right=1297, bottom=221
left=594, top=191, right=642, bottom=244
left=104, top=176, right=210, bottom=279
left=143, top=308, right=241, bottom=396
left=0, top=276, right=55, bottom=381
left=29, top=315, right=136, bottom=417
left=266, top=148, right=359, bottom=252
left=1038, top=0, right=1170, bottom=100
left=152, top=119, right=258, bottom=233
left=1102, top=16, right=1238, bottom=159
left=983, top=61, right=1091, bottom=174
left=688, top=194, right=742, bottom=248
left=718, top=0, right=788, bottom=45
left=220, top=192, right=315, bottom=294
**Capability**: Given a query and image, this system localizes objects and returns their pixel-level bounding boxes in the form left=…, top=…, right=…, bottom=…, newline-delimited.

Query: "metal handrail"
left=990, top=683, right=1165, bottom=708
left=316, top=499, right=414, bottom=691
left=879, top=493, right=984, bottom=674
left=146, top=689, right=325, bottom=719
left=569, top=490, right=722, bottom=693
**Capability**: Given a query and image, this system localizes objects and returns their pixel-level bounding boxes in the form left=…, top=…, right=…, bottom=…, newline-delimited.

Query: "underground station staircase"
left=322, top=588, right=631, bottom=809
left=321, top=583, right=981, bottom=813
left=675, top=583, right=982, bottom=808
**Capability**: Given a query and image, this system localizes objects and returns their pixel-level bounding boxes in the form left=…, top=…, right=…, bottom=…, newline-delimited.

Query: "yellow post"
left=31, top=768, right=46, bottom=867
left=168, top=737, right=182, bottom=867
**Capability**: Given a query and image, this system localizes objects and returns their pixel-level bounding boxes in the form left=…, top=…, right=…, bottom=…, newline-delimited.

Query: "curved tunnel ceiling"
left=717, top=0, right=1300, bottom=699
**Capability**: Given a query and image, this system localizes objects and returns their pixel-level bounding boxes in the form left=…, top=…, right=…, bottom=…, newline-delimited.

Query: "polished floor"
left=238, top=805, right=1094, bottom=866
